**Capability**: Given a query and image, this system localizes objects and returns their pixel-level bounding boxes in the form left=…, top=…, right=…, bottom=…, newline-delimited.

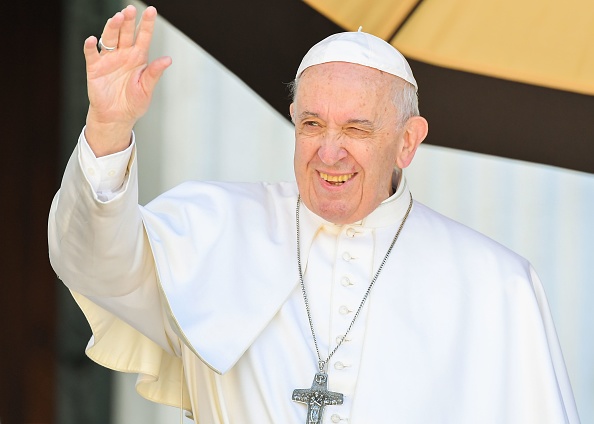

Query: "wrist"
left=85, top=111, right=135, bottom=157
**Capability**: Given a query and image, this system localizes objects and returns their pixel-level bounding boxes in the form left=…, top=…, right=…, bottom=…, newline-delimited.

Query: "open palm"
left=84, top=5, right=171, bottom=156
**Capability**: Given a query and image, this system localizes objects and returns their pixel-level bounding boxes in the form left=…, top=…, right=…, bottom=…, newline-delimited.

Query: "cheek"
left=293, top=141, right=313, bottom=185
left=361, top=148, right=398, bottom=184
left=294, top=137, right=317, bottom=168
left=293, top=141, right=306, bottom=170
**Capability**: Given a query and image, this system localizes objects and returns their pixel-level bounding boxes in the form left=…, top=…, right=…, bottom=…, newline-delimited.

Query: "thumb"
left=141, top=56, right=172, bottom=95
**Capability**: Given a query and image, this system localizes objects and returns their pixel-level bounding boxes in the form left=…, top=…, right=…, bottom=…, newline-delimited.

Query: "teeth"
left=320, top=172, right=355, bottom=183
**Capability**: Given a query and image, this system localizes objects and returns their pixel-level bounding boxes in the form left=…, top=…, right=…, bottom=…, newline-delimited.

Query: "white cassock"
left=48, top=131, right=580, bottom=424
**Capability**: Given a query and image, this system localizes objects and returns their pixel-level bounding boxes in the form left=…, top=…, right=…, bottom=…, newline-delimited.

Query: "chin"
left=315, top=204, right=357, bottom=224
left=302, top=192, right=362, bottom=224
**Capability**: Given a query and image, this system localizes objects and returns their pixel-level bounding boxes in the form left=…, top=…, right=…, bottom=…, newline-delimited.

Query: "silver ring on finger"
left=98, top=37, right=117, bottom=52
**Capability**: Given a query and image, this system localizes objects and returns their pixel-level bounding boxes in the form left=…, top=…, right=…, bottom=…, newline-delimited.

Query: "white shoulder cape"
left=49, top=145, right=580, bottom=422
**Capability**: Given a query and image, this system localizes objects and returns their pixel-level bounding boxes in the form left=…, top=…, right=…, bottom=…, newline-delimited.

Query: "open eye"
left=299, top=120, right=324, bottom=135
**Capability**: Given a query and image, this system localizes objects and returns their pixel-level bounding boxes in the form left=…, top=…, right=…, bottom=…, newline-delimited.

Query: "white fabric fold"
left=139, top=180, right=306, bottom=374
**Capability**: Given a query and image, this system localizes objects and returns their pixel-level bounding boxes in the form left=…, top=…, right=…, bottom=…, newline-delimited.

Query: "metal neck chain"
left=296, top=194, right=413, bottom=372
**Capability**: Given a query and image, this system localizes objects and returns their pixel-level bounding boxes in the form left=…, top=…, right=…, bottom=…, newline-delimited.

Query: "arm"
left=48, top=142, right=181, bottom=377
left=50, top=4, right=170, bottom=294
left=48, top=6, right=177, bottom=352
left=48, top=133, right=146, bottom=297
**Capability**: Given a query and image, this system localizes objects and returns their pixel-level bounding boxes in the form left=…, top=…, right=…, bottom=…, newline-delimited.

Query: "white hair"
left=392, top=79, right=420, bottom=127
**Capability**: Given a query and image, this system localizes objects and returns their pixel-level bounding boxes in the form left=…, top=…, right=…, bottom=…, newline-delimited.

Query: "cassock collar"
left=296, top=169, right=411, bottom=279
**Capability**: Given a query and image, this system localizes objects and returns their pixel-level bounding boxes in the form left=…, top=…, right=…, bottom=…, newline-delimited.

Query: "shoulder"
left=392, top=201, right=543, bottom=314
left=140, top=180, right=298, bottom=236
left=145, top=180, right=297, bottom=215
left=407, top=201, right=530, bottom=273
left=151, top=180, right=297, bottom=205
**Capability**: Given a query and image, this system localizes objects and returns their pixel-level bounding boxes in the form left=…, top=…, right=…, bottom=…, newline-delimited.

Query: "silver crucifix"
left=292, top=372, right=344, bottom=424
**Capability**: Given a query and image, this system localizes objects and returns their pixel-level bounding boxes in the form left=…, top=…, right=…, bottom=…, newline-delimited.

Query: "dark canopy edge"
left=151, top=0, right=594, bottom=174
left=412, top=59, right=594, bottom=174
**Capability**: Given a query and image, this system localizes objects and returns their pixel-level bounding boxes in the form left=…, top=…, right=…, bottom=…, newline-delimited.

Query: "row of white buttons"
left=332, top=227, right=360, bottom=424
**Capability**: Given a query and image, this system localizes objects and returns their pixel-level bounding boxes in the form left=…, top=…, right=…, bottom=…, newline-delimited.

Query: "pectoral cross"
left=292, top=372, right=344, bottom=424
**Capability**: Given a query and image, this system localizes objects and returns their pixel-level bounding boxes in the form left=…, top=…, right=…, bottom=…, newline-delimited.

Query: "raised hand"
left=83, top=5, right=172, bottom=157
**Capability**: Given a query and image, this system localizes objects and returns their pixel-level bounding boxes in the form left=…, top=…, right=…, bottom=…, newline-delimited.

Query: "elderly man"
left=49, top=5, right=580, bottom=423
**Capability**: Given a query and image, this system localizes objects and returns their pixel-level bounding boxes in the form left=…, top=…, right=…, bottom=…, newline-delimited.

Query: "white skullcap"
left=295, top=30, right=417, bottom=90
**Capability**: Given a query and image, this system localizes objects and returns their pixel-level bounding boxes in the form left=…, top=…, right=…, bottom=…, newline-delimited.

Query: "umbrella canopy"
left=307, top=0, right=594, bottom=95
left=150, top=0, right=594, bottom=173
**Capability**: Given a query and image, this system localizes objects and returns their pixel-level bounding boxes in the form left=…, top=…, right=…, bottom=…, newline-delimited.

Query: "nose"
left=317, top=134, right=347, bottom=165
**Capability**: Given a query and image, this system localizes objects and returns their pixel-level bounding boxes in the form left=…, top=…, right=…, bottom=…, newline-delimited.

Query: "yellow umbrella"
left=306, top=0, right=594, bottom=95
left=151, top=0, right=594, bottom=173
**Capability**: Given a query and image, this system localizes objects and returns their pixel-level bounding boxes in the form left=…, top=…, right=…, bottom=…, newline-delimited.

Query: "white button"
left=340, top=277, right=353, bottom=287
left=107, top=169, right=116, bottom=177
left=87, top=168, right=96, bottom=176
left=346, top=227, right=356, bottom=237
left=334, top=361, right=345, bottom=370
left=331, top=414, right=341, bottom=423
left=339, top=305, right=351, bottom=315
left=336, top=335, right=351, bottom=344
left=342, top=252, right=352, bottom=261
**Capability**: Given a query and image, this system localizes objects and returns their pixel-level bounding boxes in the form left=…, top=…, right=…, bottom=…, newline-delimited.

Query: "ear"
left=289, top=103, right=295, bottom=123
left=395, top=116, right=428, bottom=169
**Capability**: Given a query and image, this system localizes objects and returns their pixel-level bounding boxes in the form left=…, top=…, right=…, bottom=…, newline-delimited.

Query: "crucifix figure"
left=292, top=372, right=344, bottom=424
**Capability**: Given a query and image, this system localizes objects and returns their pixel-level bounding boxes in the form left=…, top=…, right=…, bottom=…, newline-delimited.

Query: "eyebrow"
left=297, top=112, right=374, bottom=128
left=297, top=111, right=320, bottom=120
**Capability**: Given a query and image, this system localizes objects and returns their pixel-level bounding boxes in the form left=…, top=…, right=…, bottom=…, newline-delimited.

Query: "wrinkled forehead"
left=294, top=62, right=403, bottom=103
left=296, top=30, right=417, bottom=91
left=298, top=61, right=401, bottom=91
left=292, top=63, right=402, bottom=122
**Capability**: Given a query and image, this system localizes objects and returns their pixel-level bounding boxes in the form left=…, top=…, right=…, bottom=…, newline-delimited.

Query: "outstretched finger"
left=83, top=36, right=101, bottom=69
left=134, top=6, right=158, bottom=52
left=118, top=5, right=137, bottom=48
left=99, top=11, right=125, bottom=53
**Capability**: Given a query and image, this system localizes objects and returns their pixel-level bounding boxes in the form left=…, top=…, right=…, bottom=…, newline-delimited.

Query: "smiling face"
left=291, top=62, right=426, bottom=224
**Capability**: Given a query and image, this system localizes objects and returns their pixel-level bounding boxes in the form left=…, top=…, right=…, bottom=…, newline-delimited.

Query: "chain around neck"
left=295, top=194, right=414, bottom=372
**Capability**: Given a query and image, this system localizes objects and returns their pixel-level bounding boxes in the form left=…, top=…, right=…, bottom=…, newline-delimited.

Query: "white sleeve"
left=49, top=133, right=180, bottom=357
left=78, top=127, right=135, bottom=202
